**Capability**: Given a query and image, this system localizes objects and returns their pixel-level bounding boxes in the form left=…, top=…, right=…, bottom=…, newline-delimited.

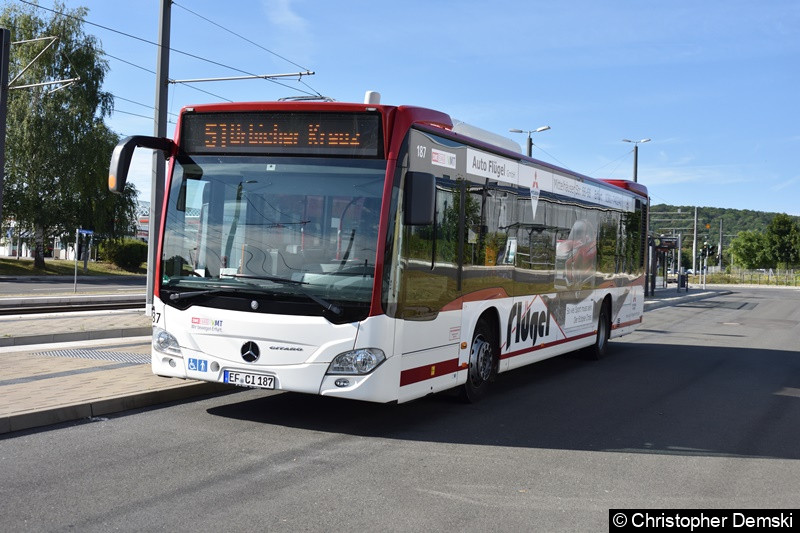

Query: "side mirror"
left=403, top=171, right=435, bottom=226
left=108, top=135, right=176, bottom=194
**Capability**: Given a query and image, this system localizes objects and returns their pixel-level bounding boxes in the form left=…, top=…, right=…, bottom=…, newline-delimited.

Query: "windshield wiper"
left=230, top=273, right=306, bottom=285
left=229, top=273, right=342, bottom=316
left=165, top=282, right=253, bottom=302
left=168, top=288, right=228, bottom=301
left=302, top=292, right=342, bottom=316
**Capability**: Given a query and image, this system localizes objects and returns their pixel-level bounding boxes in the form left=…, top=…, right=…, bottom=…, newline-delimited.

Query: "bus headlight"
left=153, top=327, right=181, bottom=356
left=327, top=348, right=385, bottom=375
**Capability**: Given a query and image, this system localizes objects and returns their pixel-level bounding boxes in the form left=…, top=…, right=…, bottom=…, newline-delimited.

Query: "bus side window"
left=395, top=177, right=461, bottom=319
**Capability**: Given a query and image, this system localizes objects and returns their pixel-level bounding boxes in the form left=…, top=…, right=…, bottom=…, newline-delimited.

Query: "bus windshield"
left=160, top=155, right=386, bottom=315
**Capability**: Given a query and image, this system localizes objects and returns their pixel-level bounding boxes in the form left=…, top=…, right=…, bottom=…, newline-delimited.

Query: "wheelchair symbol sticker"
left=188, top=358, right=208, bottom=372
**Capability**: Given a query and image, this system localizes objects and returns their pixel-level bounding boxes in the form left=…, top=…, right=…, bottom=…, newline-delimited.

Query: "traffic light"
left=700, top=241, right=715, bottom=258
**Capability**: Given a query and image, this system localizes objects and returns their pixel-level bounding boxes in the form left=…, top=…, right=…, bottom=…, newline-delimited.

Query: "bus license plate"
left=224, top=370, right=275, bottom=389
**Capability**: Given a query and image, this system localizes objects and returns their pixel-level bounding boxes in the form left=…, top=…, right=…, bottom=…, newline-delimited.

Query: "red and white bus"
left=109, top=93, right=648, bottom=403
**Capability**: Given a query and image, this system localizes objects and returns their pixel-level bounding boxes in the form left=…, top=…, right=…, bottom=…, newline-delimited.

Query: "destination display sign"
left=652, top=237, right=678, bottom=250
left=181, top=111, right=383, bottom=157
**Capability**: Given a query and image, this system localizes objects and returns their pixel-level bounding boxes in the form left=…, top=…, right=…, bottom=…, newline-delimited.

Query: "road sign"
left=653, top=237, right=678, bottom=250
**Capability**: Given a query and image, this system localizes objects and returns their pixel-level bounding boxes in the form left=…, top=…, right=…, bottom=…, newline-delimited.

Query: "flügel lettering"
left=506, top=301, right=551, bottom=349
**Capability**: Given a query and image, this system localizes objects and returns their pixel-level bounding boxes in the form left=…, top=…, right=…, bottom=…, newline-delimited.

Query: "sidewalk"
left=1, top=285, right=723, bottom=435
left=0, top=300, right=230, bottom=435
left=644, top=283, right=731, bottom=311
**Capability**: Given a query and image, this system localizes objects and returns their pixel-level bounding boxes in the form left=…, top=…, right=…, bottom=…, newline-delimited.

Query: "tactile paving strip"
left=38, top=349, right=150, bottom=365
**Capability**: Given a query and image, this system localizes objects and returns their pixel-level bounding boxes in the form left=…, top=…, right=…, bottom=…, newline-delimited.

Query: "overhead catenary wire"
left=103, top=51, right=154, bottom=75
left=532, top=145, right=568, bottom=169
left=102, top=52, right=234, bottom=103
left=8, top=34, right=82, bottom=93
left=112, top=108, right=154, bottom=121
left=171, top=1, right=312, bottom=73
left=12, top=0, right=323, bottom=128
left=112, top=94, right=180, bottom=118
left=171, top=1, right=323, bottom=98
left=6, top=3, right=236, bottom=121
left=169, top=81, right=234, bottom=103
left=589, top=149, right=633, bottom=180
left=297, top=76, right=322, bottom=97
left=15, top=0, right=320, bottom=97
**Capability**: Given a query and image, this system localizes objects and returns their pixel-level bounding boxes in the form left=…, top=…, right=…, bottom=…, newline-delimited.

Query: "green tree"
left=69, top=121, right=139, bottom=239
left=1, top=1, right=137, bottom=268
left=728, top=230, right=769, bottom=269
left=765, top=213, right=800, bottom=268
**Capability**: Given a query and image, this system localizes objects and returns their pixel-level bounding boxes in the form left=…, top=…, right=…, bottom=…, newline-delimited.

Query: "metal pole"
left=644, top=238, right=649, bottom=298
left=0, top=28, right=11, bottom=226
left=650, top=240, right=657, bottom=297
left=677, top=233, right=682, bottom=292
left=526, top=135, right=532, bottom=157
left=692, top=207, right=697, bottom=275
left=147, top=0, right=171, bottom=314
left=703, top=254, right=707, bottom=290
left=632, top=144, right=638, bottom=183
left=73, top=228, right=79, bottom=293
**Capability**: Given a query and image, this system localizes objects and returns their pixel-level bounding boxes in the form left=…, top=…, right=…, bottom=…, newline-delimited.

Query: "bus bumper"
left=152, top=348, right=401, bottom=403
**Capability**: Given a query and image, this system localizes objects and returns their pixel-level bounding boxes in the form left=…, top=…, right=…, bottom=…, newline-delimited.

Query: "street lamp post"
left=622, top=138, right=650, bottom=183
left=509, top=126, right=551, bottom=157
left=622, top=138, right=651, bottom=295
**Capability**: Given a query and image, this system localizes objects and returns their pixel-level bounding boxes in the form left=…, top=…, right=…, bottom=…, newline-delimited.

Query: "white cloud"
left=770, top=176, right=800, bottom=192
left=640, top=164, right=751, bottom=187
left=263, top=0, right=307, bottom=29
left=260, top=0, right=314, bottom=65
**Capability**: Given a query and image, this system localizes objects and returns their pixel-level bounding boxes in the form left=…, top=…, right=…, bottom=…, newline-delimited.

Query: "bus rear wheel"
left=461, top=319, right=497, bottom=403
left=589, top=300, right=611, bottom=360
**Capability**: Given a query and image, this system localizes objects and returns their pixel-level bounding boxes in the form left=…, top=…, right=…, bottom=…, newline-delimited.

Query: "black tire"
left=589, top=300, right=611, bottom=360
left=461, top=319, right=497, bottom=403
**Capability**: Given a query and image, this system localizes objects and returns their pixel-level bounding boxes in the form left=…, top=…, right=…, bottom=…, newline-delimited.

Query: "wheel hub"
left=469, top=334, right=493, bottom=384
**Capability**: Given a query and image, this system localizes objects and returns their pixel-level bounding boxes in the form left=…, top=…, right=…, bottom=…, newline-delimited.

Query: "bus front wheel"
left=461, top=319, right=497, bottom=403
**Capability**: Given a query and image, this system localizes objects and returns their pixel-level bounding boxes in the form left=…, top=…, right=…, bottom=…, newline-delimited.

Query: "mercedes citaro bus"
left=108, top=92, right=647, bottom=404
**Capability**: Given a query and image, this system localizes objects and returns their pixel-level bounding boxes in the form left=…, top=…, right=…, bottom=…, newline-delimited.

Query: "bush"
left=100, top=239, right=148, bottom=271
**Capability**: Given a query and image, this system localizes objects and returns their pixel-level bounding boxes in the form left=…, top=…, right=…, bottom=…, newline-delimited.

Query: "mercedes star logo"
left=241, top=341, right=260, bottom=363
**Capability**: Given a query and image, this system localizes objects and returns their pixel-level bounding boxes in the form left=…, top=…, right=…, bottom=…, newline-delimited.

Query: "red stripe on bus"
left=400, top=358, right=461, bottom=387
left=500, top=331, right=596, bottom=360
left=399, top=317, right=643, bottom=387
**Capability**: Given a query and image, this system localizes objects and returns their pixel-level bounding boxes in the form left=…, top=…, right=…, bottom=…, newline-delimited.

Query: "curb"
left=1, top=381, right=234, bottom=435
left=0, top=326, right=153, bottom=348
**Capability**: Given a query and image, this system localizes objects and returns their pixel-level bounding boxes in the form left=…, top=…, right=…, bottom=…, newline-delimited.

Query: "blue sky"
left=52, top=0, right=800, bottom=215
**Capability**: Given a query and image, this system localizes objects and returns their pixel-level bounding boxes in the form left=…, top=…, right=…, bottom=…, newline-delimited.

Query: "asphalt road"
left=1, top=287, right=798, bottom=532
